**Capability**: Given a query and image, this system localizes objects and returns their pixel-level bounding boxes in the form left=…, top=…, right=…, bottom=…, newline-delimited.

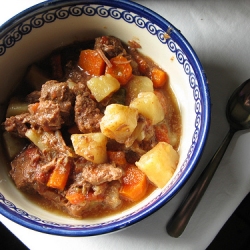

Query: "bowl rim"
left=0, top=0, right=211, bottom=236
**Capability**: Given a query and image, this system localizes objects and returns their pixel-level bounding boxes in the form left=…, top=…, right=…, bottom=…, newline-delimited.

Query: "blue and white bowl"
left=0, top=0, right=210, bottom=236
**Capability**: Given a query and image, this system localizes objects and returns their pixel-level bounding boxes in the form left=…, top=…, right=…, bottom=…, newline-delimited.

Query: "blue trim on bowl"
left=0, top=0, right=211, bottom=236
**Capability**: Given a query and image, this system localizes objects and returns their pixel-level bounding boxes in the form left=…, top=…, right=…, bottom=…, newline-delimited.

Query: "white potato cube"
left=87, top=74, right=120, bottom=102
left=135, top=142, right=179, bottom=188
left=71, top=133, right=107, bottom=164
left=126, top=75, right=153, bottom=103
left=129, top=92, right=164, bottom=125
left=100, top=104, right=138, bottom=143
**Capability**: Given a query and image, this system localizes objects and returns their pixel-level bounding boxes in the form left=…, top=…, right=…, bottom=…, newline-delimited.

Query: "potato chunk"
left=135, top=142, right=179, bottom=188
left=100, top=104, right=138, bottom=143
left=2, top=131, right=28, bottom=160
left=87, top=74, right=120, bottom=102
left=6, top=97, right=29, bottom=118
left=129, top=92, right=164, bottom=125
left=71, top=133, right=107, bottom=164
left=126, top=75, right=153, bottom=103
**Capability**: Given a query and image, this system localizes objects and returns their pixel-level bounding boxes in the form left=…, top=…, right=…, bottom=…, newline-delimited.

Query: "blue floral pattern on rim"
left=0, top=2, right=208, bottom=236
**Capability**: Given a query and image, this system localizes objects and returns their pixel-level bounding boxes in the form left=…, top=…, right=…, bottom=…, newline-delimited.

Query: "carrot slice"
left=28, top=102, right=39, bottom=114
left=66, top=191, right=103, bottom=205
left=137, top=57, right=148, bottom=74
left=66, top=191, right=85, bottom=205
left=119, top=165, right=147, bottom=202
left=105, top=55, right=132, bottom=85
left=47, top=160, right=71, bottom=191
left=151, top=67, right=168, bottom=88
left=78, top=49, right=106, bottom=76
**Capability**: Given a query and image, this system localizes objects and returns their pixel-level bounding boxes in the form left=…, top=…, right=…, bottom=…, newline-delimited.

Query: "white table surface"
left=1, top=0, right=250, bottom=249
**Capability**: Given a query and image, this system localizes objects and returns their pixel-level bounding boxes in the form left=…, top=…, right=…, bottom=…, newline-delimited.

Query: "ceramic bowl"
left=0, top=0, right=210, bottom=236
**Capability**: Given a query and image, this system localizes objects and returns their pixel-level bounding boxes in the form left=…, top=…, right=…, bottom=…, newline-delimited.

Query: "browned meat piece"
left=28, top=101, right=62, bottom=131
left=34, top=130, right=73, bottom=157
left=10, top=142, right=72, bottom=189
left=4, top=80, right=75, bottom=135
left=92, top=182, right=108, bottom=196
left=4, top=113, right=32, bottom=137
left=64, top=181, right=120, bottom=217
left=94, top=36, right=127, bottom=59
left=72, top=81, right=90, bottom=96
left=125, top=115, right=156, bottom=156
left=82, top=163, right=123, bottom=185
left=104, top=181, right=122, bottom=209
left=10, top=143, right=79, bottom=215
left=10, top=144, right=40, bottom=191
left=74, top=93, right=103, bottom=133
left=40, top=80, right=74, bottom=103
left=67, top=65, right=92, bottom=87
left=33, top=180, right=91, bottom=218
left=69, top=157, right=89, bottom=189
left=31, top=80, right=75, bottom=128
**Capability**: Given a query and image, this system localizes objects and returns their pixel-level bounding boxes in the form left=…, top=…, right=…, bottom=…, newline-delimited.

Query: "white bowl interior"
left=0, top=1, right=209, bottom=234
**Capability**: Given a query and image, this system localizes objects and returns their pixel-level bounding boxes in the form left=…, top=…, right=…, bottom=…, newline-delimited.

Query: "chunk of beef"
left=5, top=80, right=76, bottom=135
left=82, top=162, right=123, bottom=185
left=72, top=81, right=90, bottom=96
left=125, top=115, right=156, bottom=156
left=104, top=181, right=121, bottom=209
left=94, top=36, right=127, bottom=59
left=10, top=143, right=80, bottom=215
left=28, top=101, right=62, bottom=131
left=4, top=113, right=32, bottom=137
left=74, top=93, right=103, bottom=133
left=34, top=130, right=73, bottom=158
left=92, top=182, right=108, bottom=196
left=39, top=80, right=75, bottom=126
left=66, top=63, right=92, bottom=87
left=10, top=144, right=40, bottom=191
left=40, top=80, right=74, bottom=102
left=10, top=142, right=72, bottom=189
left=64, top=181, right=120, bottom=217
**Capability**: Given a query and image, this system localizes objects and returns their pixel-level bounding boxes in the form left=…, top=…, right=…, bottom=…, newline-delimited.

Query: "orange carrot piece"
left=78, top=49, right=106, bottom=76
left=137, top=57, right=148, bottom=74
left=119, top=165, right=147, bottom=202
left=66, top=191, right=86, bottom=205
left=154, top=123, right=170, bottom=144
left=105, top=55, right=132, bottom=85
left=84, top=192, right=104, bottom=202
left=47, top=161, right=71, bottom=191
left=151, top=67, right=168, bottom=88
left=28, top=102, right=39, bottom=114
left=66, top=191, right=103, bottom=205
left=107, top=151, right=127, bottom=165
